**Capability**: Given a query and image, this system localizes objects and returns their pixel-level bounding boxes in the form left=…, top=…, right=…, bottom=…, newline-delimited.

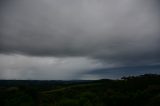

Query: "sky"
left=0, top=0, right=160, bottom=80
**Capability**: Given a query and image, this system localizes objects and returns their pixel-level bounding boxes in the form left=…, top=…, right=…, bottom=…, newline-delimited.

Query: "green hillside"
left=0, top=74, right=160, bottom=106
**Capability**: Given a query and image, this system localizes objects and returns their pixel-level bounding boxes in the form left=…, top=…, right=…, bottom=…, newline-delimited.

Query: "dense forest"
left=0, top=74, right=160, bottom=106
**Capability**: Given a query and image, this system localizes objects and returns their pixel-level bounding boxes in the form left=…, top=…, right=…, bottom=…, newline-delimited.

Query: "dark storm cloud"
left=0, top=0, right=160, bottom=66
left=84, top=64, right=160, bottom=79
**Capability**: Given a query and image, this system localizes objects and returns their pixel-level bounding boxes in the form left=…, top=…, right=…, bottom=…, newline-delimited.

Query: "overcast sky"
left=0, top=0, right=160, bottom=80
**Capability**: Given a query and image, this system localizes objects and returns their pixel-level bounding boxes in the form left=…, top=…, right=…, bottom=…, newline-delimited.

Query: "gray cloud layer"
left=0, top=0, right=160, bottom=66
left=0, top=54, right=105, bottom=80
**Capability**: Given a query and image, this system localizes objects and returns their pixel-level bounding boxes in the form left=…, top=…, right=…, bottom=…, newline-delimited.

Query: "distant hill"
left=0, top=74, right=160, bottom=106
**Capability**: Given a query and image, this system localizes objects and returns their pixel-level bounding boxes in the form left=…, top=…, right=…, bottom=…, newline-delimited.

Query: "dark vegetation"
left=0, top=74, right=160, bottom=106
